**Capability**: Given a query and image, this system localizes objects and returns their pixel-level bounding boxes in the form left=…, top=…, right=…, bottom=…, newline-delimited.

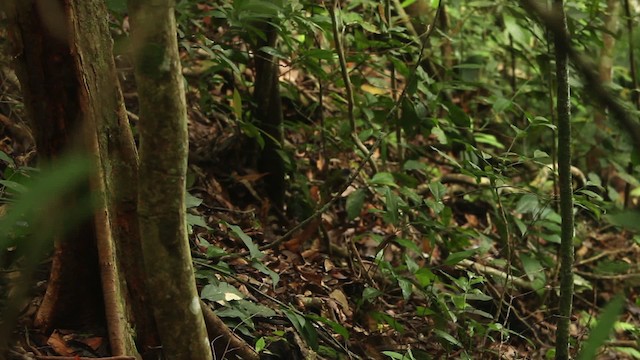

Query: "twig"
left=574, top=270, right=640, bottom=281
left=200, top=299, right=260, bottom=360
left=457, top=259, right=538, bottom=291
left=327, top=0, right=378, bottom=173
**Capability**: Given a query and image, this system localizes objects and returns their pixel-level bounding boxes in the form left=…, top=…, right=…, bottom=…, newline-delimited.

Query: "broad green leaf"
left=255, top=337, right=266, bottom=352
left=431, top=126, right=447, bottom=144
left=370, top=172, right=398, bottom=188
left=0, top=180, right=28, bottom=194
left=185, top=192, right=203, bottom=208
left=373, top=311, right=405, bottom=333
left=258, top=46, right=286, bottom=59
left=346, top=188, right=366, bottom=220
left=434, top=329, right=462, bottom=347
left=474, top=133, right=505, bottom=149
left=252, top=261, right=280, bottom=287
left=444, top=249, right=479, bottom=265
left=520, top=253, right=546, bottom=292
left=429, top=181, right=446, bottom=200
left=0, top=151, right=15, bottom=167
left=232, top=88, right=243, bottom=121
left=362, top=286, right=382, bottom=302
left=515, top=194, right=539, bottom=214
left=307, top=314, right=350, bottom=340
left=228, top=223, right=263, bottom=259
left=415, top=268, right=436, bottom=287
left=186, top=213, right=210, bottom=232
left=578, top=295, right=625, bottom=360
left=605, top=211, right=640, bottom=232
left=447, top=103, right=471, bottom=128
left=431, top=146, right=461, bottom=168
left=394, top=238, right=422, bottom=253
left=398, top=277, right=413, bottom=300
left=201, top=283, right=245, bottom=302
left=533, top=150, right=549, bottom=159
left=384, top=187, right=399, bottom=225
left=492, top=97, right=512, bottom=113
left=403, top=160, right=428, bottom=171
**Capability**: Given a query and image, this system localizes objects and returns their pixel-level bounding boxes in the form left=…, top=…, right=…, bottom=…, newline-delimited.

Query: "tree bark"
left=128, top=1, right=212, bottom=359
left=5, top=0, right=107, bottom=333
left=553, top=1, right=575, bottom=359
left=5, top=0, right=158, bottom=357
left=254, top=22, right=285, bottom=209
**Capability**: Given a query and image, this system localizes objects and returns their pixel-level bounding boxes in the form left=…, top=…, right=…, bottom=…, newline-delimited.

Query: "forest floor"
left=2, top=22, right=640, bottom=360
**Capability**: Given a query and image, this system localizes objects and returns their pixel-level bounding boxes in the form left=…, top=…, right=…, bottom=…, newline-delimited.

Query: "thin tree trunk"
left=553, top=0, right=575, bottom=359
left=128, top=1, right=212, bottom=359
left=254, top=22, right=285, bottom=209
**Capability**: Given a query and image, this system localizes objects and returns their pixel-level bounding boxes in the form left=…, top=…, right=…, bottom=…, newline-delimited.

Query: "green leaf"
left=346, top=188, right=366, bottom=220
left=232, top=88, right=243, bottom=121
left=307, top=314, right=350, bottom=340
left=515, top=194, right=539, bottom=214
left=259, top=46, right=286, bottom=59
left=446, top=103, right=471, bottom=128
left=492, top=97, right=512, bottom=112
left=201, top=283, right=245, bottom=302
left=444, top=249, right=479, bottom=265
left=228, top=223, right=263, bottom=259
left=185, top=192, right=203, bottom=208
left=0, top=151, right=15, bottom=167
left=605, top=210, right=640, bottom=231
left=403, top=160, right=428, bottom=171
left=533, top=150, right=549, bottom=159
left=370, top=172, right=398, bottom=188
left=429, top=181, right=446, bottom=200
left=577, top=295, right=625, bottom=360
left=362, top=287, right=382, bottom=302
left=186, top=213, right=210, bottom=231
left=431, top=127, right=447, bottom=144
left=384, top=187, right=399, bottom=225
left=434, top=329, right=462, bottom=347
left=431, top=146, right=461, bottom=168
left=252, top=260, right=280, bottom=287
left=415, top=268, right=436, bottom=287
left=284, top=310, right=319, bottom=350
left=255, top=337, right=266, bottom=353
left=0, top=180, right=28, bottom=194
left=398, top=277, right=413, bottom=300
left=519, top=253, right=546, bottom=293
left=474, top=133, right=505, bottom=149
left=372, top=311, right=405, bottom=333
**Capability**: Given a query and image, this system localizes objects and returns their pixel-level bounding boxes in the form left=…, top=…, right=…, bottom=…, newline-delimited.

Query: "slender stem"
left=328, top=0, right=378, bottom=172
left=552, top=0, right=575, bottom=359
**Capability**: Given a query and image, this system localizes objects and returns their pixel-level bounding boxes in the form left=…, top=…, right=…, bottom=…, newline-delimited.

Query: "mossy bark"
left=553, top=1, right=575, bottom=359
left=128, top=1, right=212, bottom=359
left=5, top=0, right=151, bottom=357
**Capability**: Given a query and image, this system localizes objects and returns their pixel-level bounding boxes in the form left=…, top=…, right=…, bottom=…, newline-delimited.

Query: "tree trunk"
left=5, top=0, right=159, bottom=357
left=254, top=22, right=285, bottom=209
left=553, top=0, right=575, bottom=359
left=128, top=0, right=213, bottom=359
